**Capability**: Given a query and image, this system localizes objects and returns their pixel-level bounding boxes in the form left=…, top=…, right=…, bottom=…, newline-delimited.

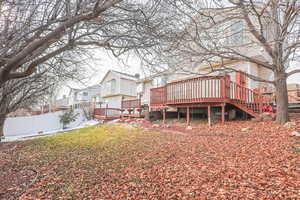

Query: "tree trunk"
left=0, top=114, right=6, bottom=141
left=275, top=73, right=289, bottom=124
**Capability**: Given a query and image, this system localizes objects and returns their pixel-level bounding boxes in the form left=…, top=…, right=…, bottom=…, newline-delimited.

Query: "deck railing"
left=150, top=76, right=229, bottom=106
left=150, top=75, right=271, bottom=113
left=121, top=99, right=141, bottom=109
left=150, top=86, right=167, bottom=106
left=94, top=107, right=122, bottom=117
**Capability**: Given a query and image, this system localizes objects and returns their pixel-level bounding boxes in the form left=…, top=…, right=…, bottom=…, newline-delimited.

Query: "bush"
left=59, top=109, right=78, bottom=129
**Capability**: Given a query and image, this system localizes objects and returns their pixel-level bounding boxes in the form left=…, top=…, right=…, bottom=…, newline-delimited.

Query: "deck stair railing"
left=229, top=81, right=272, bottom=113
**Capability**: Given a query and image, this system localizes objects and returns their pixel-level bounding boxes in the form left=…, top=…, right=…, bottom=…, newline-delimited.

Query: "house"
left=93, top=70, right=146, bottom=120
left=52, top=95, right=69, bottom=110
left=69, top=84, right=102, bottom=109
left=100, top=70, right=139, bottom=108
left=287, top=84, right=300, bottom=104
left=94, top=7, right=296, bottom=123
left=139, top=8, right=278, bottom=124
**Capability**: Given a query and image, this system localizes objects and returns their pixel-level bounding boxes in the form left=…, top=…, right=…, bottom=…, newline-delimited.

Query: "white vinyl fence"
left=4, top=109, right=86, bottom=137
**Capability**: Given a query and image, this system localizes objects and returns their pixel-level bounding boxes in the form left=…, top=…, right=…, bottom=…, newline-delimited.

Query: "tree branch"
left=287, top=69, right=300, bottom=77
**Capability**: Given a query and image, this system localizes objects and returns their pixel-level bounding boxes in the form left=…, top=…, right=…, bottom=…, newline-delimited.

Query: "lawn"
left=1, top=122, right=299, bottom=199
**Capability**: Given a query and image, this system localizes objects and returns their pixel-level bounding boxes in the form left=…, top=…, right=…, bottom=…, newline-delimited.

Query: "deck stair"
left=230, top=101, right=260, bottom=118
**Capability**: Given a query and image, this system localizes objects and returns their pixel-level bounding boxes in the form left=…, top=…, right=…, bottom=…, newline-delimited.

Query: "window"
left=161, top=75, right=168, bottom=85
left=111, top=79, right=116, bottom=94
left=230, top=21, right=245, bottom=45
left=83, top=92, right=88, bottom=96
left=106, top=81, right=111, bottom=94
left=74, top=92, right=78, bottom=101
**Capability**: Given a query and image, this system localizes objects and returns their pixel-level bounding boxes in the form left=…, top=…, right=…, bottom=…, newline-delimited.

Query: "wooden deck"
left=150, top=75, right=272, bottom=122
left=94, top=99, right=143, bottom=120
left=94, top=107, right=122, bottom=121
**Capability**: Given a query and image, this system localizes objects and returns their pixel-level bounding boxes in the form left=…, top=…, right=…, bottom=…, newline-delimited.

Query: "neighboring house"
left=53, top=95, right=69, bottom=110
left=69, top=84, right=102, bottom=109
left=287, top=84, right=300, bottom=103
left=100, top=70, right=139, bottom=108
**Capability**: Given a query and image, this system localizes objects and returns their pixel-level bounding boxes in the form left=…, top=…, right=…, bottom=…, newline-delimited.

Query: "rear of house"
left=94, top=70, right=140, bottom=119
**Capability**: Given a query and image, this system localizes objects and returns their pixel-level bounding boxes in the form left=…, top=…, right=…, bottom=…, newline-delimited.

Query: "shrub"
left=59, top=109, right=78, bottom=129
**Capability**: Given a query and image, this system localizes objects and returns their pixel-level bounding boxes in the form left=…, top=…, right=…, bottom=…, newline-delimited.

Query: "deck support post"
left=162, top=109, right=166, bottom=124
left=221, top=103, right=225, bottom=124
left=105, top=104, right=108, bottom=118
left=120, top=109, right=124, bottom=119
left=208, top=105, right=211, bottom=126
left=177, top=108, right=180, bottom=120
left=187, top=107, right=190, bottom=125
left=258, top=91, right=263, bottom=114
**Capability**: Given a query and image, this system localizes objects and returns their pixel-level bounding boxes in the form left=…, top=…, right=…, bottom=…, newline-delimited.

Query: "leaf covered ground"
left=1, top=121, right=299, bottom=199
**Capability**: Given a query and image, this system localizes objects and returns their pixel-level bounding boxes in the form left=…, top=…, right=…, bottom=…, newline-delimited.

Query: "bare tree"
left=0, top=73, right=58, bottom=138
left=0, top=0, right=167, bottom=139
left=150, top=0, right=300, bottom=124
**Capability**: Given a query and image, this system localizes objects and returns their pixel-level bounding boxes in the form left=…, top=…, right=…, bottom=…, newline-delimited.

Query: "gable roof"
left=100, top=70, right=138, bottom=83
left=70, top=84, right=101, bottom=92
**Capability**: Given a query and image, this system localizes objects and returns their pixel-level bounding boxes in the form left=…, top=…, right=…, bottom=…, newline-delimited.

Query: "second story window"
left=74, top=92, right=78, bottom=101
left=230, top=20, right=245, bottom=45
left=110, top=79, right=116, bottom=94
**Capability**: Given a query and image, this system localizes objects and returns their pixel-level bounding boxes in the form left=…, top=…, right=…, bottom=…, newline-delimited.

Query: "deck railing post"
left=221, top=77, right=224, bottom=98
left=98, top=104, right=102, bottom=117
left=221, top=75, right=230, bottom=99
left=226, top=75, right=230, bottom=98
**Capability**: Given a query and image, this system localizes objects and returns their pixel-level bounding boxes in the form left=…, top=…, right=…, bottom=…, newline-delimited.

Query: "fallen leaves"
left=0, top=121, right=300, bottom=199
